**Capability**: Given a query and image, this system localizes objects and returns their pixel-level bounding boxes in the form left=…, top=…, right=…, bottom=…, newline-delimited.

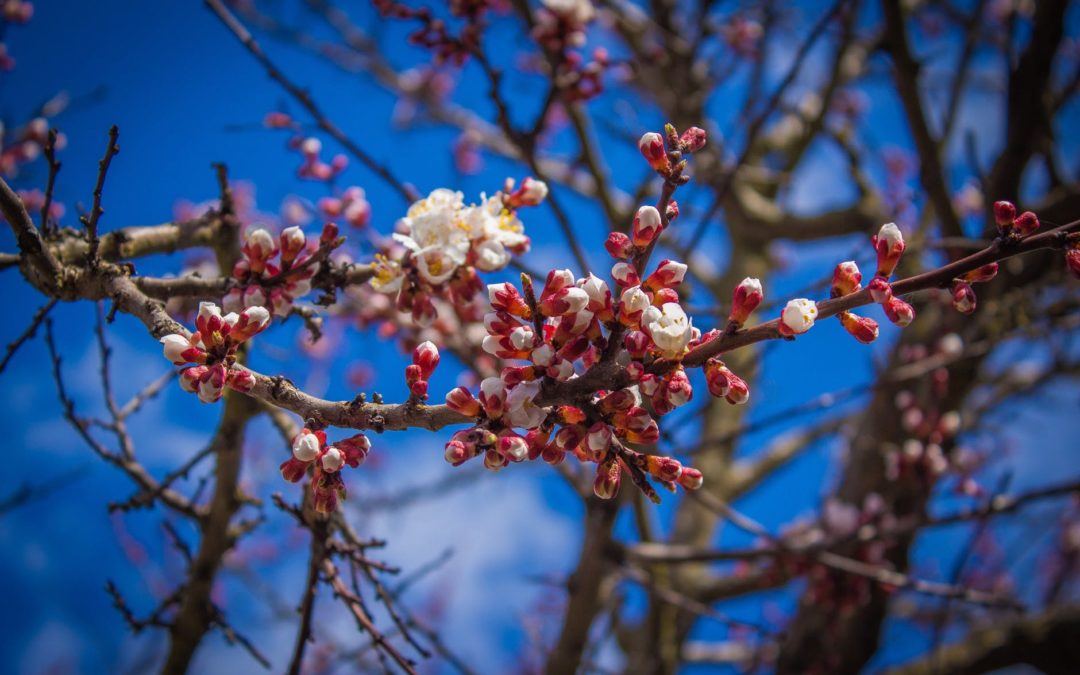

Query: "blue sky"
left=1, top=1, right=1078, bottom=673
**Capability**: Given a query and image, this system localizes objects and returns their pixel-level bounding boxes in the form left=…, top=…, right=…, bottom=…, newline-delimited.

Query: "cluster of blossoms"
left=318, top=186, right=371, bottom=229
left=439, top=208, right=721, bottom=500
left=293, top=137, right=347, bottom=182
left=0, top=0, right=32, bottom=71
left=159, top=302, right=270, bottom=403
left=404, top=341, right=440, bottom=401
left=280, top=428, right=372, bottom=513
left=885, top=333, right=976, bottom=495
left=534, top=0, right=595, bottom=50
left=369, top=180, right=547, bottom=325
left=223, top=223, right=338, bottom=318
left=1, top=115, right=65, bottom=177
left=373, top=0, right=490, bottom=66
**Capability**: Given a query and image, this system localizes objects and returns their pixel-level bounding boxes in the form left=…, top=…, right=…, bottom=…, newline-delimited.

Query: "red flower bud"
left=677, top=467, right=704, bottom=490
left=831, top=261, right=862, bottom=298
left=638, top=132, right=670, bottom=173
left=962, top=262, right=998, bottom=284
left=839, top=311, right=879, bottom=344
left=883, top=296, right=915, bottom=326
left=631, top=206, right=664, bottom=248
left=1013, top=210, right=1039, bottom=237
left=679, top=126, right=707, bottom=153
left=605, top=232, right=634, bottom=259
left=412, top=340, right=440, bottom=378
left=646, top=455, right=683, bottom=483
left=868, top=276, right=893, bottom=304
left=1066, top=248, right=1080, bottom=280
left=729, top=277, right=763, bottom=326
left=951, top=280, right=976, bottom=314
left=593, top=457, right=622, bottom=499
left=993, top=200, right=1016, bottom=232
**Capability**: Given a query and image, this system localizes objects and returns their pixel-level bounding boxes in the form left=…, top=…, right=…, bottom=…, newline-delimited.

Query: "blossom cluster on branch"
left=369, top=179, right=546, bottom=324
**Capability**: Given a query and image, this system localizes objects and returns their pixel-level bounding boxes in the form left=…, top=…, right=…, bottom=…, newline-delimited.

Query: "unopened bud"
left=637, top=132, right=670, bottom=173
left=839, top=311, right=879, bottom=344
left=593, top=457, right=622, bottom=499
left=729, top=277, right=763, bottom=326
left=951, top=280, right=976, bottom=314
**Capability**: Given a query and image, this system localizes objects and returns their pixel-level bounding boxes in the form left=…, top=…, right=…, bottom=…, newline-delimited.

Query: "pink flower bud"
left=618, top=285, right=652, bottom=326
left=579, top=274, right=613, bottom=320
left=643, top=259, right=688, bottom=291
left=479, top=377, right=506, bottom=418
left=320, top=221, right=340, bottom=245
left=831, top=261, right=862, bottom=298
left=488, top=283, right=532, bottom=318
left=605, top=232, right=634, bottom=259
left=197, top=364, right=226, bottom=403
left=729, top=277, right=763, bottom=326
left=179, top=366, right=206, bottom=393
left=338, top=434, right=371, bottom=467
left=611, top=262, right=641, bottom=288
left=586, top=421, right=612, bottom=460
left=993, top=200, right=1016, bottom=232
left=539, top=287, right=590, bottom=316
left=637, top=132, right=670, bottom=173
left=554, top=424, right=586, bottom=454
left=839, top=311, right=879, bottom=344
left=444, top=440, right=472, bottom=466
left=321, top=446, right=345, bottom=473
left=872, top=223, right=906, bottom=278
left=623, top=330, right=651, bottom=359
left=243, top=228, right=277, bottom=271
left=665, top=369, right=693, bottom=408
left=725, top=373, right=749, bottom=405
left=541, top=444, right=566, bottom=466
left=484, top=448, right=508, bottom=471
left=1066, top=248, right=1080, bottom=280
left=279, top=457, right=308, bottom=483
left=279, top=226, right=306, bottom=264
left=951, top=280, right=976, bottom=314
left=646, top=455, right=683, bottom=483
left=660, top=199, right=678, bottom=221
left=292, top=429, right=323, bottom=463
left=196, top=301, right=224, bottom=337
left=593, top=457, right=622, bottom=499
left=599, top=389, right=637, bottom=414
left=226, top=369, right=255, bottom=393
left=884, top=297, right=915, bottom=326
left=623, top=419, right=659, bottom=444
left=868, top=276, right=893, bottom=304
left=242, top=285, right=267, bottom=309
left=541, top=268, right=575, bottom=299
left=962, top=262, right=998, bottom=284
left=160, top=334, right=193, bottom=365
left=679, top=126, right=707, bottom=153
left=301, top=137, right=322, bottom=157
left=230, top=306, right=272, bottom=343
left=412, top=340, right=440, bottom=378
left=264, top=111, right=293, bottom=129
left=498, top=433, right=529, bottom=462
left=631, top=205, right=663, bottom=248
left=507, top=176, right=548, bottom=207
left=1013, top=210, right=1039, bottom=237
left=677, top=467, right=704, bottom=490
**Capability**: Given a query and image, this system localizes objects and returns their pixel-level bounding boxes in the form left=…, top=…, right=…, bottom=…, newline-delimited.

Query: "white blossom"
left=781, top=299, right=818, bottom=334
left=645, top=303, right=694, bottom=356
left=505, top=381, right=547, bottom=429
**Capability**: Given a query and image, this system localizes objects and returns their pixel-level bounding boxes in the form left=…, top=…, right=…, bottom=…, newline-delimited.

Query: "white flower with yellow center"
left=645, top=302, right=693, bottom=356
